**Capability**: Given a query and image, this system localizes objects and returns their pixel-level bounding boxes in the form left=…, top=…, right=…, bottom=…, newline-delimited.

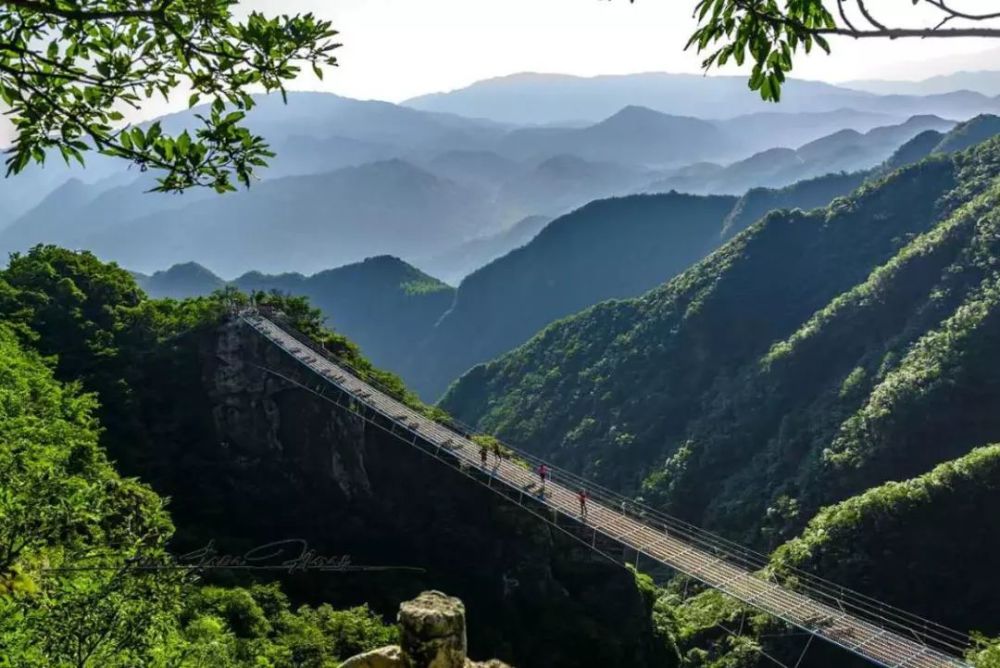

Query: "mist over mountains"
left=405, top=72, right=1000, bottom=125
left=3, top=73, right=1000, bottom=280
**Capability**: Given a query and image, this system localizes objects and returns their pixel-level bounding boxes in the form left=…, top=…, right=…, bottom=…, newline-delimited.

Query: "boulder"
left=340, top=591, right=513, bottom=668
left=398, top=591, right=467, bottom=668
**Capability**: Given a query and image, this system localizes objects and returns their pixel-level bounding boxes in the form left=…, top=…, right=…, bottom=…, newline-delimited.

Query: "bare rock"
left=340, top=646, right=403, bottom=668
left=399, top=591, right=467, bottom=668
left=340, top=591, right=513, bottom=668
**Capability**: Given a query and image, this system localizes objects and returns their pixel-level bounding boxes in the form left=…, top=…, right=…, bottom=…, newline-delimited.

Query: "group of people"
left=477, top=443, right=590, bottom=520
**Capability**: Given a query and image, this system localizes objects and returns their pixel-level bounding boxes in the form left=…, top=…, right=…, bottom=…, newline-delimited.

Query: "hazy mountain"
left=159, top=91, right=509, bottom=155
left=139, top=255, right=456, bottom=376
left=3, top=159, right=492, bottom=277
left=871, top=114, right=1000, bottom=176
left=1, top=92, right=512, bottom=231
left=645, top=115, right=954, bottom=195
left=416, top=116, right=1000, bottom=404
left=932, top=113, right=1000, bottom=154
left=720, top=171, right=869, bottom=239
left=0, top=155, right=129, bottom=231
left=423, top=150, right=522, bottom=192
left=405, top=72, right=1000, bottom=125
left=0, top=173, right=218, bottom=256
left=879, top=130, right=946, bottom=172
left=264, top=134, right=400, bottom=178
left=711, top=108, right=902, bottom=152
left=404, top=73, right=875, bottom=124
left=415, top=214, right=552, bottom=284
left=403, top=192, right=739, bottom=399
left=496, top=105, right=734, bottom=165
left=845, top=70, right=1000, bottom=97
left=136, top=261, right=225, bottom=299
left=495, top=154, right=655, bottom=219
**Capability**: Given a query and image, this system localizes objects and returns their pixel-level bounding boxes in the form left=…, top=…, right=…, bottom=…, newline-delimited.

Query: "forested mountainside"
left=440, top=134, right=1000, bottom=665
left=403, top=118, right=999, bottom=402
left=719, top=172, right=869, bottom=239
left=933, top=113, right=1000, bottom=154
left=137, top=255, right=455, bottom=382
left=0, top=246, right=663, bottom=668
left=233, top=256, right=455, bottom=376
left=404, top=192, right=738, bottom=400
left=0, top=254, right=401, bottom=666
left=441, top=138, right=1000, bottom=646
left=667, top=445, right=1000, bottom=667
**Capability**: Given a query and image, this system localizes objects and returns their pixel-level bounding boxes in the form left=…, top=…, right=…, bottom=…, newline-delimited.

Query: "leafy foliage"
left=444, top=137, right=1000, bottom=571
left=771, top=445, right=1000, bottom=633
left=0, top=251, right=401, bottom=667
left=679, top=1, right=1000, bottom=102
left=687, top=0, right=833, bottom=102
left=0, top=0, right=339, bottom=191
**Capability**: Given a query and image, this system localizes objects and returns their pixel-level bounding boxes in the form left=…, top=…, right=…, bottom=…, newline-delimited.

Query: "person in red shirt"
left=579, top=489, right=589, bottom=521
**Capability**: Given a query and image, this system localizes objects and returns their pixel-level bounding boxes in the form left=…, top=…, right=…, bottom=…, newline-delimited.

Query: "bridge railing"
left=241, top=309, right=973, bottom=660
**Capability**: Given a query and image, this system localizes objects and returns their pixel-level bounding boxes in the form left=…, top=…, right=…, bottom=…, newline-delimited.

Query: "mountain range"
left=643, top=115, right=955, bottom=195
left=440, top=132, right=1000, bottom=660
left=845, top=69, right=1000, bottom=97
left=129, top=114, right=1000, bottom=402
left=3, top=99, right=976, bottom=277
left=405, top=72, right=1000, bottom=126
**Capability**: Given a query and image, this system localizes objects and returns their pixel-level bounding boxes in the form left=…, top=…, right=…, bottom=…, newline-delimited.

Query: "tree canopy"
left=679, top=0, right=1000, bottom=101
left=0, top=0, right=340, bottom=192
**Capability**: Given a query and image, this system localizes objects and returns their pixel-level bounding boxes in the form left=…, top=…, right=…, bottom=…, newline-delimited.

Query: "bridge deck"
left=242, top=313, right=969, bottom=668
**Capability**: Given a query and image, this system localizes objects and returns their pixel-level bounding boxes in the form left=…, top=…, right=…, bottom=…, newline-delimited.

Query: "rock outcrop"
left=342, top=591, right=511, bottom=668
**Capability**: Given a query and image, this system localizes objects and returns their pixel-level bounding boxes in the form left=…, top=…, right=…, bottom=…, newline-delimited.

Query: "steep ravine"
left=183, top=319, right=669, bottom=668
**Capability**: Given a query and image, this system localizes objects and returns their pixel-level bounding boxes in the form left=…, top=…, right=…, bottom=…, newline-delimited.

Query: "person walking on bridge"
left=579, top=489, right=589, bottom=521
left=538, top=463, right=549, bottom=490
left=480, top=443, right=489, bottom=469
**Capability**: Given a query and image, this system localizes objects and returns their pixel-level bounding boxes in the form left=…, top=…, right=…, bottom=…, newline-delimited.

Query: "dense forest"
left=442, top=136, right=1000, bottom=664
left=0, top=252, right=400, bottom=665
left=0, top=246, right=668, bottom=668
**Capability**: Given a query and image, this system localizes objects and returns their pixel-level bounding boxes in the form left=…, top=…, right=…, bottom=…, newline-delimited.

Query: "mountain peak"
left=601, top=105, right=683, bottom=126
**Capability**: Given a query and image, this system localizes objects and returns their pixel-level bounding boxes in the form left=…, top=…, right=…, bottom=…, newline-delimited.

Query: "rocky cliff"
left=172, top=319, right=667, bottom=668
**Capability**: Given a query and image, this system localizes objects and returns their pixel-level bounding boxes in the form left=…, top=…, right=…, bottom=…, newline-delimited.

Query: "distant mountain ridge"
left=496, top=105, right=734, bottom=165
left=845, top=70, right=1000, bottom=97
left=137, top=255, right=456, bottom=376
left=405, top=72, right=1000, bottom=125
left=645, top=115, right=955, bottom=195
left=2, top=159, right=493, bottom=277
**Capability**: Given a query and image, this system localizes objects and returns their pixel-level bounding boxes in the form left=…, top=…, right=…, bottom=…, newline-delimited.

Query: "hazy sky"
left=1, top=0, right=999, bottom=144
left=240, top=0, right=1000, bottom=102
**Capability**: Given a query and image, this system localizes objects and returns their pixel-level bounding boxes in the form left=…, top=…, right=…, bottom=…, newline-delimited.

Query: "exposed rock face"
left=342, top=591, right=511, bottom=668
left=399, top=591, right=467, bottom=668
left=170, top=319, right=668, bottom=668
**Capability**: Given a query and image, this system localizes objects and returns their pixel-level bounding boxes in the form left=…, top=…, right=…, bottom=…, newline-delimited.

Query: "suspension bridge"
left=240, top=311, right=973, bottom=668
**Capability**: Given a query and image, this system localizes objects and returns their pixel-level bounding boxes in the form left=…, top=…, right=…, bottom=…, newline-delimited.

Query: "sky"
left=1, top=0, right=999, bottom=144
left=239, top=0, right=1000, bottom=103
